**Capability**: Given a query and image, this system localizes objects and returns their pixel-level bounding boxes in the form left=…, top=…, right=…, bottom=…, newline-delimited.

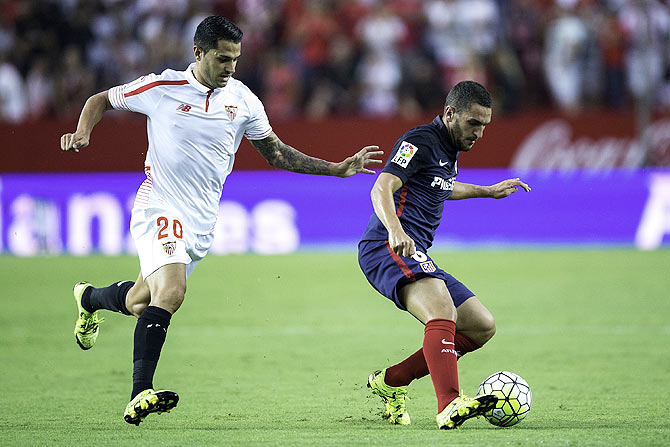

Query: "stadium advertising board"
left=3, top=111, right=670, bottom=173
left=1, top=169, right=668, bottom=256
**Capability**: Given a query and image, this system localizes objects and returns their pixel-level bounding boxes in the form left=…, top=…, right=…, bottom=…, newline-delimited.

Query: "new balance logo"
left=176, top=104, right=192, bottom=112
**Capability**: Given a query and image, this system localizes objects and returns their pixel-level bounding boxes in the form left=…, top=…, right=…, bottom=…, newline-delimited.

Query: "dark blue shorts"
left=358, top=239, right=475, bottom=311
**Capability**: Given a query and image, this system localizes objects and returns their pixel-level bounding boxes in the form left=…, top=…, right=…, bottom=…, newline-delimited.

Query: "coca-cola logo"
left=511, top=119, right=670, bottom=169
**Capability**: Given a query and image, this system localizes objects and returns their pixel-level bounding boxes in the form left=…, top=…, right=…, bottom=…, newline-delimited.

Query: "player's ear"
left=193, top=46, right=202, bottom=61
left=443, top=106, right=455, bottom=122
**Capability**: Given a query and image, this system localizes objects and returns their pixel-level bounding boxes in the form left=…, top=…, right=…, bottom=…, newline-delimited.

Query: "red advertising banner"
left=2, top=110, right=669, bottom=172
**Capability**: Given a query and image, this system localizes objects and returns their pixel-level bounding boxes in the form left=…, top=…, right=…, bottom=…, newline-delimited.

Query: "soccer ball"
left=477, top=371, right=532, bottom=427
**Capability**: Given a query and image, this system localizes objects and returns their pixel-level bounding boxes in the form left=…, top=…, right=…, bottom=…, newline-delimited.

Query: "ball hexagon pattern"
left=477, top=371, right=532, bottom=427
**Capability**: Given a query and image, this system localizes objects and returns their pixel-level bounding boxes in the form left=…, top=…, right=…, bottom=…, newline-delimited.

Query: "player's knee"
left=151, top=282, right=186, bottom=313
left=477, top=313, right=496, bottom=344
left=127, top=285, right=151, bottom=318
left=129, top=302, right=148, bottom=318
left=425, top=299, right=457, bottom=322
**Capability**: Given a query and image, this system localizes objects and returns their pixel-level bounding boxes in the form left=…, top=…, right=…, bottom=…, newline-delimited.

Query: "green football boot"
left=367, top=369, right=411, bottom=425
left=124, top=389, right=179, bottom=426
left=73, top=282, right=104, bottom=350
left=436, top=393, right=498, bottom=430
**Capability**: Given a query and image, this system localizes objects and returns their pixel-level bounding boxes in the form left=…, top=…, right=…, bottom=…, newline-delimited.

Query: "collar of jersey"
left=185, top=63, right=221, bottom=93
left=432, top=115, right=455, bottom=152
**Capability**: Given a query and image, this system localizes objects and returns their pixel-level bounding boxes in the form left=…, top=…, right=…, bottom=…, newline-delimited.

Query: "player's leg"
left=79, top=271, right=151, bottom=316
left=77, top=281, right=133, bottom=315
left=399, top=278, right=498, bottom=429
left=123, top=205, right=197, bottom=425
left=454, top=296, right=496, bottom=356
left=124, top=262, right=185, bottom=425
left=382, top=348, right=426, bottom=387
left=360, top=240, right=416, bottom=424
left=132, top=263, right=186, bottom=394
left=384, top=288, right=494, bottom=385
left=143, top=262, right=187, bottom=313
left=73, top=272, right=151, bottom=350
left=126, top=271, right=152, bottom=317
left=383, top=273, right=462, bottom=388
left=384, top=300, right=494, bottom=386
left=398, top=277, right=459, bottom=415
left=381, top=298, right=481, bottom=385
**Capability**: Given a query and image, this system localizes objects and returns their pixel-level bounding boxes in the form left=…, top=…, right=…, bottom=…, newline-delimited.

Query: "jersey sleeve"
left=243, top=92, right=273, bottom=140
left=108, top=73, right=161, bottom=115
left=382, top=137, right=431, bottom=184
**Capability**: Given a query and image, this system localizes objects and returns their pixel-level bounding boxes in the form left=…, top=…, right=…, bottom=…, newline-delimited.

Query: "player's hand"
left=388, top=228, right=416, bottom=258
left=336, top=145, right=383, bottom=177
left=489, top=178, right=531, bottom=199
left=60, top=132, right=90, bottom=152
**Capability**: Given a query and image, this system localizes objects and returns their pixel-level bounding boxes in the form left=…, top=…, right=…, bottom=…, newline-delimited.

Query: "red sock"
left=385, top=332, right=484, bottom=387
left=454, top=332, right=482, bottom=358
left=424, top=319, right=459, bottom=412
left=385, top=348, right=426, bottom=387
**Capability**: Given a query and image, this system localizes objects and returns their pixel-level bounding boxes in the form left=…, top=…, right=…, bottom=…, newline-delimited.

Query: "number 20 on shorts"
left=156, top=217, right=183, bottom=240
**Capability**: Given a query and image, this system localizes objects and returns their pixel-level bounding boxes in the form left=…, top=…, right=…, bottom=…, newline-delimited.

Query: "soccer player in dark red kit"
left=358, top=81, right=531, bottom=429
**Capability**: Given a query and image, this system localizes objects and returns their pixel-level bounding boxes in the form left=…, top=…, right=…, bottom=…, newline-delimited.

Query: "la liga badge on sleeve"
left=391, top=141, right=418, bottom=168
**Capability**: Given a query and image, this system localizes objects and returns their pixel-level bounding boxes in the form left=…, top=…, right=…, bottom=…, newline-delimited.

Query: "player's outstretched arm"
left=251, top=132, right=382, bottom=177
left=60, top=91, right=113, bottom=152
left=450, top=178, right=531, bottom=200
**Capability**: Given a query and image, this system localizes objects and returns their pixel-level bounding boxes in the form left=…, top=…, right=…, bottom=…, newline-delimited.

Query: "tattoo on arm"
left=251, top=133, right=335, bottom=175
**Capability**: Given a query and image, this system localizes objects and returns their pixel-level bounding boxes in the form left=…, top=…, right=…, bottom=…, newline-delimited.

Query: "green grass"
left=1, top=249, right=669, bottom=446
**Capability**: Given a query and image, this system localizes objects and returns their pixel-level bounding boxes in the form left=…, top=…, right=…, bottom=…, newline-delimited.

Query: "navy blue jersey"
left=360, top=116, right=459, bottom=250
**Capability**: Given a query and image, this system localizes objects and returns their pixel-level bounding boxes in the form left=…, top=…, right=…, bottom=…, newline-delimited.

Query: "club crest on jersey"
left=162, top=241, right=176, bottom=256
left=225, top=105, right=238, bottom=121
left=420, top=261, right=436, bottom=273
left=391, top=141, right=418, bottom=168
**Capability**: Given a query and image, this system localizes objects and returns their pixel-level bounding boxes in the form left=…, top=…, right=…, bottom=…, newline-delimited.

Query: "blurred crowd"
left=1, top=0, right=669, bottom=124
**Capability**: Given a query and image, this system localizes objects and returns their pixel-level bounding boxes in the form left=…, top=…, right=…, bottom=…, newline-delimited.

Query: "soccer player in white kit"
left=60, top=16, right=382, bottom=425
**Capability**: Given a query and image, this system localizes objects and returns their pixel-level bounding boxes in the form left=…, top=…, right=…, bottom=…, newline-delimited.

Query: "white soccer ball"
left=477, top=371, right=532, bottom=427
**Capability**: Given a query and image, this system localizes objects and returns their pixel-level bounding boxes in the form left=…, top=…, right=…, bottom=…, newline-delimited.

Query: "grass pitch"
left=1, top=249, right=669, bottom=446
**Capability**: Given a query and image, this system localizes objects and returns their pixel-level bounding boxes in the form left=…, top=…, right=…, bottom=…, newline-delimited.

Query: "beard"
left=450, top=122, right=470, bottom=151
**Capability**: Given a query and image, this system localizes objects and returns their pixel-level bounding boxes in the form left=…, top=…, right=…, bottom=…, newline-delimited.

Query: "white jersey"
left=108, top=63, right=272, bottom=234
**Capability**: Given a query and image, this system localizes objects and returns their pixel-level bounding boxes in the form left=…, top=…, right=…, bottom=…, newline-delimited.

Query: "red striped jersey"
left=360, top=116, right=459, bottom=250
left=108, top=63, right=272, bottom=234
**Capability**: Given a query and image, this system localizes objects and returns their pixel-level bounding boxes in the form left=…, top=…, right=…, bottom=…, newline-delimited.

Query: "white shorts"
left=130, top=206, right=214, bottom=279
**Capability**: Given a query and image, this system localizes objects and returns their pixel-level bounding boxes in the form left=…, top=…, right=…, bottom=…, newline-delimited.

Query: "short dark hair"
left=193, top=16, right=243, bottom=53
left=444, top=80, right=492, bottom=112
